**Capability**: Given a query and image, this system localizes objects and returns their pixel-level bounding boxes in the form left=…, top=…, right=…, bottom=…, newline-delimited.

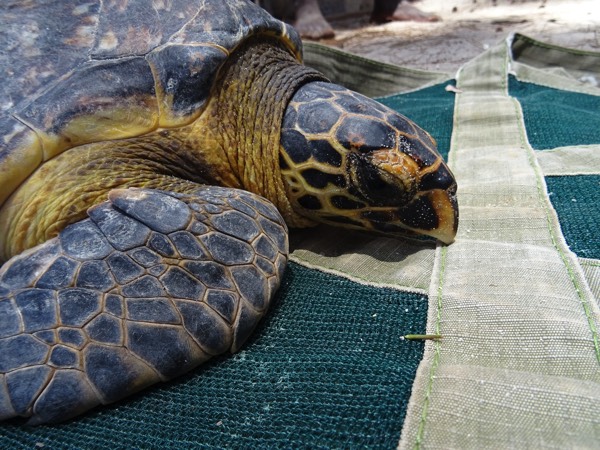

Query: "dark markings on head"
left=397, top=196, right=439, bottom=230
left=419, top=164, right=455, bottom=192
left=281, top=129, right=311, bottom=163
left=310, top=139, right=342, bottom=167
left=335, top=116, right=396, bottom=153
left=334, top=92, right=386, bottom=119
left=301, top=169, right=345, bottom=189
left=415, top=126, right=437, bottom=147
left=398, top=135, right=439, bottom=168
left=361, top=210, right=394, bottom=223
left=386, top=112, right=418, bottom=135
left=350, top=153, right=412, bottom=206
left=281, top=106, right=297, bottom=129
left=296, top=100, right=341, bottom=134
left=331, top=196, right=366, bottom=210
left=279, top=154, right=289, bottom=170
left=331, top=174, right=347, bottom=188
left=297, top=195, right=322, bottom=210
left=291, top=81, right=335, bottom=102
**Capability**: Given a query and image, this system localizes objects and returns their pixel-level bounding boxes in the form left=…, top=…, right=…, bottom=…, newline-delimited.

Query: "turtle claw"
left=0, top=187, right=288, bottom=424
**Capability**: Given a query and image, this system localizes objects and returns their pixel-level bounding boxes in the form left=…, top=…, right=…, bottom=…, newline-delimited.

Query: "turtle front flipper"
left=0, top=187, right=288, bottom=424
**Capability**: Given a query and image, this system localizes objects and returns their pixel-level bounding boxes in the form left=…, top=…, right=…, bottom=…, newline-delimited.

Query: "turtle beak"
left=407, top=186, right=458, bottom=244
left=364, top=149, right=459, bottom=244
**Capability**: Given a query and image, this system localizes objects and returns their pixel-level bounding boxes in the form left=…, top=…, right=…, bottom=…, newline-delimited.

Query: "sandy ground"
left=316, top=0, right=599, bottom=73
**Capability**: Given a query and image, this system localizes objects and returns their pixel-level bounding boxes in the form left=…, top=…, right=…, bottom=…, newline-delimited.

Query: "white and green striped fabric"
left=301, top=33, right=600, bottom=449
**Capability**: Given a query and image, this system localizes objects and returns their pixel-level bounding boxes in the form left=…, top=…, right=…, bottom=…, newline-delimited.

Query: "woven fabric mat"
left=396, top=34, right=600, bottom=449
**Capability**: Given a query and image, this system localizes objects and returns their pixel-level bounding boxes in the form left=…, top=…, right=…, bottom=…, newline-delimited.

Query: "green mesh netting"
left=379, top=82, right=456, bottom=160
left=508, top=75, right=600, bottom=150
left=1, top=263, right=428, bottom=449
left=546, top=175, right=600, bottom=260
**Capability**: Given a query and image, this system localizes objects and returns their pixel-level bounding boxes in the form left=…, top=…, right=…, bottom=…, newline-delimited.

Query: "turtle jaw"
left=356, top=149, right=459, bottom=244
left=362, top=187, right=459, bottom=244
left=421, top=186, right=459, bottom=244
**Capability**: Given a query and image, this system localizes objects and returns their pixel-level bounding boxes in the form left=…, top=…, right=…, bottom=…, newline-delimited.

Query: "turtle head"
left=279, top=81, right=458, bottom=244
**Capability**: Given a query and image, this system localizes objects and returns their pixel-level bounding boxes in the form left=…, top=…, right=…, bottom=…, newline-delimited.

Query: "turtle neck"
left=190, top=36, right=326, bottom=227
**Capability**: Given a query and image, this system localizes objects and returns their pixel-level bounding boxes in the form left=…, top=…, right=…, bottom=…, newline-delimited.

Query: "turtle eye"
left=348, top=153, right=415, bottom=207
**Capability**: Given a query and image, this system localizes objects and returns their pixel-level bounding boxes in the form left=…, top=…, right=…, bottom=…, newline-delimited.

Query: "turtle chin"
left=361, top=187, right=459, bottom=244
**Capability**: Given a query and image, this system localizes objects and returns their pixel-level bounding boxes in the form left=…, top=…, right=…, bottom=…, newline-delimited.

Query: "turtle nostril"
left=418, top=163, right=455, bottom=192
left=448, top=181, right=457, bottom=197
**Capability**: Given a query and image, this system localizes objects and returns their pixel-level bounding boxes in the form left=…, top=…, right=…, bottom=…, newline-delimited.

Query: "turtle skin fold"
left=0, top=187, right=288, bottom=424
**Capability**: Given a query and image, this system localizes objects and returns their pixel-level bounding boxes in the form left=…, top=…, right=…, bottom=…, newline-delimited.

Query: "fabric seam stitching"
left=511, top=64, right=600, bottom=97
left=580, top=259, right=600, bottom=268
left=514, top=33, right=600, bottom=59
left=304, top=42, right=447, bottom=77
left=513, top=98, right=600, bottom=364
left=414, top=245, right=446, bottom=450
left=288, top=256, right=428, bottom=294
left=411, top=53, right=467, bottom=447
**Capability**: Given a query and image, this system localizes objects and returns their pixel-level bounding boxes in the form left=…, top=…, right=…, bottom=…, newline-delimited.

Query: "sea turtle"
left=0, top=0, right=458, bottom=424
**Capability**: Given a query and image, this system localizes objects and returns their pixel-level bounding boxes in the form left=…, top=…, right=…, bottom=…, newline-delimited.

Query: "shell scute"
left=92, top=0, right=162, bottom=59
left=175, top=300, right=232, bottom=355
left=5, top=365, right=52, bottom=416
left=75, top=260, right=115, bottom=292
left=17, top=57, right=159, bottom=160
left=15, top=289, right=57, bottom=332
left=126, top=322, right=205, bottom=378
left=1, top=0, right=302, bottom=207
left=0, top=334, right=50, bottom=372
left=85, top=313, right=123, bottom=345
left=83, top=343, right=159, bottom=403
left=147, top=44, right=227, bottom=126
left=0, top=299, right=21, bottom=338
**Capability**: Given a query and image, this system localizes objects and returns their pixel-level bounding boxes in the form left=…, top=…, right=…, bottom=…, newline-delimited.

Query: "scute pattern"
left=5, top=366, right=52, bottom=416
left=0, top=186, right=288, bottom=424
left=0, top=0, right=303, bottom=208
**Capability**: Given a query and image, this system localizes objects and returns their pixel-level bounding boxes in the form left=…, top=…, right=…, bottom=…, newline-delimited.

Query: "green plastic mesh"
left=546, top=175, right=600, bottom=260
left=1, top=263, right=428, bottom=449
left=508, top=75, right=600, bottom=150
left=379, top=81, right=456, bottom=160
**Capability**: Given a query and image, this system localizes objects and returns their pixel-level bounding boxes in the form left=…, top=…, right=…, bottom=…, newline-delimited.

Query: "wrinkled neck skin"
left=0, top=37, right=325, bottom=261
left=193, top=36, right=325, bottom=227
